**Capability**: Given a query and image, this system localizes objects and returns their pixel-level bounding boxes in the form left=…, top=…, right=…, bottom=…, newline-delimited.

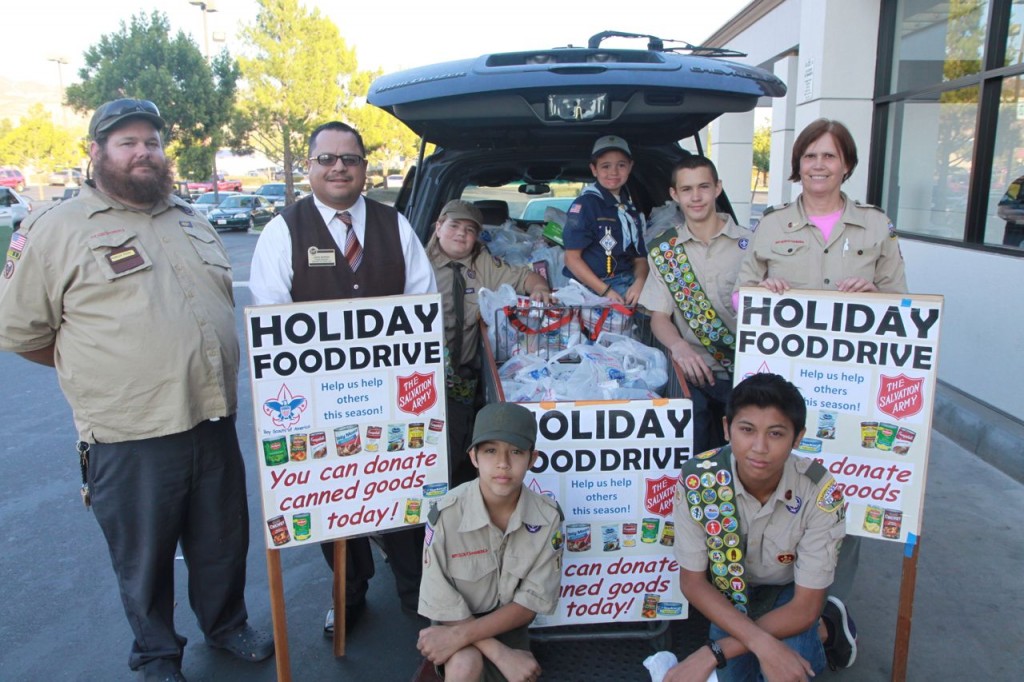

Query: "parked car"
left=187, top=174, right=243, bottom=194
left=0, top=167, right=27, bottom=192
left=385, top=174, right=404, bottom=189
left=367, top=31, right=785, bottom=243
left=48, top=168, right=83, bottom=186
left=206, top=194, right=276, bottom=231
left=255, top=182, right=302, bottom=207
left=518, top=197, right=577, bottom=223
left=192, top=190, right=240, bottom=217
left=0, top=187, right=32, bottom=230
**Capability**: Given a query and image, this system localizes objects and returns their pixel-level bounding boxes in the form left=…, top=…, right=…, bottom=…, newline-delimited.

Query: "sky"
left=13, top=0, right=750, bottom=88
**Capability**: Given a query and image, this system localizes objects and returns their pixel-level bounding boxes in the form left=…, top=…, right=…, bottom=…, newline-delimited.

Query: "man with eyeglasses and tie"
left=0, top=98, right=274, bottom=681
left=249, top=121, right=436, bottom=635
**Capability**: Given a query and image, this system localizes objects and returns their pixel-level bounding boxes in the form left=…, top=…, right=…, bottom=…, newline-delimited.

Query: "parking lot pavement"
left=1, top=233, right=1020, bottom=680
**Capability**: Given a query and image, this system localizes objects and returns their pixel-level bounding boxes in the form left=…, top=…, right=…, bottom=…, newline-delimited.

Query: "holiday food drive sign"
left=521, top=400, right=694, bottom=627
left=734, top=288, right=943, bottom=543
left=244, top=294, right=449, bottom=549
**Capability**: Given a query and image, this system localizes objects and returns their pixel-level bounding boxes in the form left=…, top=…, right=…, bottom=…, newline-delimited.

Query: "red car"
left=187, top=173, right=243, bottom=194
left=0, top=167, right=27, bottom=192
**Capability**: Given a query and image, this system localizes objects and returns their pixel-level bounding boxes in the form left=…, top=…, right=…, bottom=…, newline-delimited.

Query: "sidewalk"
left=0, top=339, right=1020, bottom=679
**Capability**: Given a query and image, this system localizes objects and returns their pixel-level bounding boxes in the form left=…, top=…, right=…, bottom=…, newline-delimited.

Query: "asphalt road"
left=1, top=229, right=1021, bottom=681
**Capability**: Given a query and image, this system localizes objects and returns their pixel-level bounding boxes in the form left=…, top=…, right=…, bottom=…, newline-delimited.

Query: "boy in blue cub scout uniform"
left=562, top=135, right=649, bottom=305
left=664, top=374, right=846, bottom=682
left=417, top=403, right=564, bottom=682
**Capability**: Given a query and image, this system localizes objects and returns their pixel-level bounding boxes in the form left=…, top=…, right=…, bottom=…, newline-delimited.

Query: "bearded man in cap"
left=0, top=99, right=272, bottom=681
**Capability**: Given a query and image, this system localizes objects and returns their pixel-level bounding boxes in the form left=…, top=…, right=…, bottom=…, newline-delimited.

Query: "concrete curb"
left=933, top=382, right=1024, bottom=483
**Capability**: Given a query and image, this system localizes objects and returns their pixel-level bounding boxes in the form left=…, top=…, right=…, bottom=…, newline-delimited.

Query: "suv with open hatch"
left=367, top=31, right=785, bottom=241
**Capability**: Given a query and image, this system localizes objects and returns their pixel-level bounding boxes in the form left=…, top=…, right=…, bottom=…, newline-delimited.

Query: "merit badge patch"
left=816, top=477, right=844, bottom=513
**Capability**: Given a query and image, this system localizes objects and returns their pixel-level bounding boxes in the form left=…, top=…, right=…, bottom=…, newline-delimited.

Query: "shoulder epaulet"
left=853, top=200, right=884, bottom=212
left=427, top=493, right=458, bottom=525
left=760, top=203, right=789, bottom=218
left=533, top=493, right=564, bottom=522
left=803, top=460, right=828, bottom=485
left=19, top=202, right=62, bottom=232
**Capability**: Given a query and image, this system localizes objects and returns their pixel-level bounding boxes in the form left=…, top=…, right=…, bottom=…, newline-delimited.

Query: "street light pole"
left=189, top=1, right=220, bottom=202
left=48, top=56, right=69, bottom=127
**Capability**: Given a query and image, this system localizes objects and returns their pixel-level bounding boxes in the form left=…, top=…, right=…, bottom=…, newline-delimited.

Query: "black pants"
left=320, top=526, right=425, bottom=612
left=687, top=377, right=732, bottom=456
left=89, top=418, right=250, bottom=670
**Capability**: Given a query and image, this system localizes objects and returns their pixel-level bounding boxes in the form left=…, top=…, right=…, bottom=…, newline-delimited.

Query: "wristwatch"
left=706, top=639, right=727, bottom=669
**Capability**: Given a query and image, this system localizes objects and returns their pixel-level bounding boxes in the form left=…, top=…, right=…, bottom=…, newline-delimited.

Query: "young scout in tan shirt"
left=417, top=403, right=564, bottom=682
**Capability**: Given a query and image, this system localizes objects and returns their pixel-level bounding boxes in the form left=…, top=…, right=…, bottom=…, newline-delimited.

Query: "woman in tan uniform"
left=735, top=119, right=906, bottom=295
left=734, top=119, right=908, bottom=672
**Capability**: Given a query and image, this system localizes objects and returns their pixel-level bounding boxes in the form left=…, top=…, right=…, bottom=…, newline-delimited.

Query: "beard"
left=93, top=148, right=174, bottom=206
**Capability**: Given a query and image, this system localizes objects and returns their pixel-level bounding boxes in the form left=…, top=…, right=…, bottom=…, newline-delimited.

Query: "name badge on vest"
left=307, top=246, right=336, bottom=267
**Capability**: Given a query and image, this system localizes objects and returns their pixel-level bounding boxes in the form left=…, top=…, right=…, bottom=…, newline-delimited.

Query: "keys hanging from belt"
left=77, top=440, right=91, bottom=510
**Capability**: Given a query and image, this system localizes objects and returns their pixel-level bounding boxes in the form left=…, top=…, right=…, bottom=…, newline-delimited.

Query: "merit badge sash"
left=649, top=235, right=735, bottom=373
left=682, top=446, right=749, bottom=612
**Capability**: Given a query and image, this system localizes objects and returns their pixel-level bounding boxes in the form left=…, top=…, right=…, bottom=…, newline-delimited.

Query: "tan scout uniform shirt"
left=638, top=214, right=751, bottom=374
left=736, top=193, right=907, bottom=294
left=0, top=183, right=238, bottom=442
left=673, top=453, right=845, bottom=590
left=428, top=239, right=532, bottom=369
left=419, top=480, right=564, bottom=622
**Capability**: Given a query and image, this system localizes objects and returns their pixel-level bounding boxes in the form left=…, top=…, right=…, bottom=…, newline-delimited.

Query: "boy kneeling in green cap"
left=417, top=403, right=564, bottom=682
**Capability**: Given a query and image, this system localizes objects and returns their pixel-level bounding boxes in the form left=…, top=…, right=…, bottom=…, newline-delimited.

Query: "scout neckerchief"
left=681, top=446, right=750, bottom=612
left=649, top=230, right=736, bottom=373
left=579, top=184, right=644, bottom=277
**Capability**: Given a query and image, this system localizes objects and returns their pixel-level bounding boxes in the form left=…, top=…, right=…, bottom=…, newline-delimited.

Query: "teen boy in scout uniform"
left=428, top=200, right=552, bottom=483
left=417, top=403, right=563, bottom=682
left=639, top=157, right=753, bottom=456
left=665, top=374, right=845, bottom=682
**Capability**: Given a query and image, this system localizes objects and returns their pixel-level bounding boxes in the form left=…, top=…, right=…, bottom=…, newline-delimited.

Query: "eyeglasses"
left=308, top=153, right=365, bottom=168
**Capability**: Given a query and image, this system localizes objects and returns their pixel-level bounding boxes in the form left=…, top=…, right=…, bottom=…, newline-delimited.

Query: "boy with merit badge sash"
left=639, top=156, right=753, bottom=456
left=417, top=403, right=564, bottom=682
left=664, top=374, right=846, bottom=682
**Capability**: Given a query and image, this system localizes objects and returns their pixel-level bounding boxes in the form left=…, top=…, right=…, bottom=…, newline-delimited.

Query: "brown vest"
left=281, top=195, right=406, bottom=302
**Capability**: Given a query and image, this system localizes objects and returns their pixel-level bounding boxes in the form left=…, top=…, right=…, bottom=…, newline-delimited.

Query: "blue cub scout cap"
left=469, top=403, right=537, bottom=452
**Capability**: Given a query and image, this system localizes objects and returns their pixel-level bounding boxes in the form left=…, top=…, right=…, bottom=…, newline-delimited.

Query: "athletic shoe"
left=823, top=595, right=858, bottom=669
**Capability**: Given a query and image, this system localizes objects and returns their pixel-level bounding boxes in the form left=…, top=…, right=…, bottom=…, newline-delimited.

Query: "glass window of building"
left=882, top=86, right=978, bottom=240
left=890, top=0, right=989, bottom=94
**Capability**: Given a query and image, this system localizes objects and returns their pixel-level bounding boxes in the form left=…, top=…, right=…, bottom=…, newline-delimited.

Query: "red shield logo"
left=396, top=371, right=438, bottom=416
left=644, top=475, right=676, bottom=518
left=877, top=373, right=924, bottom=420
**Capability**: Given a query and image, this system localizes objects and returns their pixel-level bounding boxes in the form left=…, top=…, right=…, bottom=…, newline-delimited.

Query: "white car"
left=0, top=187, right=31, bottom=230
left=192, top=191, right=240, bottom=217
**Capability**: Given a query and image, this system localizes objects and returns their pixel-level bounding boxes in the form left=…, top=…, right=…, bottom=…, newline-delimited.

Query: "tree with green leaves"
left=65, top=10, right=240, bottom=182
left=0, top=104, right=80, bottom=175
left=752, top=124, right=771, bottom=191
left=347, top=69, right=422, bottom=176
left=237, top=0, right=359, bottom=198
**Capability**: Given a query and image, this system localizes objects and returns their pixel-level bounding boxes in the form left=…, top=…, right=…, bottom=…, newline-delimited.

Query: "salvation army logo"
left=263, top=384, right=308, bottom=427
left=396, top=371, right=438, bottom=416
left=877, top=373, right=924, bottom=419
left=644, top=475, right=676, bottom=518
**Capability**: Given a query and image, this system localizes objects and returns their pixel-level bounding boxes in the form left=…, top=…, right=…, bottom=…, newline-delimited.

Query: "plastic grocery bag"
left=596, top=332, right=669, bottom=393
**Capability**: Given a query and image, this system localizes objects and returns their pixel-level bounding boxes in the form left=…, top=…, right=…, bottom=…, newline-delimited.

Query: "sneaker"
left=823, top=595, right=857, bottom=669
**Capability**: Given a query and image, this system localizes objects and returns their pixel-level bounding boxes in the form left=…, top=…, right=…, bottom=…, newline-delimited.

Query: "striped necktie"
left=337, top=211, right=362, bottom=271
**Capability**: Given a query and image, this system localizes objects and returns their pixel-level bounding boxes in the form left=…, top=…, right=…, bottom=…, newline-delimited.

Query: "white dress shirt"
left=249, top=194, right=437, bottom=305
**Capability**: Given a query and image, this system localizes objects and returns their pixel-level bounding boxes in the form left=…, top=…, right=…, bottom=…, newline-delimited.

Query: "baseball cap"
left=591, top=135, right=632, bottom=159
left=469, top=403, right=537, bottom=452
left=89, top=99, right=165, bottom=139
left=438, top=199, right=483, bottom=231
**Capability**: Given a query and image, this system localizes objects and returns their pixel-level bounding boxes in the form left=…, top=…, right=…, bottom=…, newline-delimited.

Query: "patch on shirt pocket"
left=87, top=230, right=151, bottom=281
left=181, top=222, right=230, bottom=269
